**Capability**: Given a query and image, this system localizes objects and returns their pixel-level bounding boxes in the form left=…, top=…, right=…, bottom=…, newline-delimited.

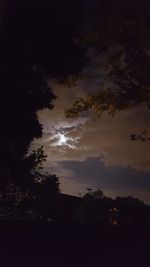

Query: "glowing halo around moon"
left=47, top=125, right=82, bottom=150
left=49, top=132, right=79, bottom=149
left=57, top=133, right=70, bottom=146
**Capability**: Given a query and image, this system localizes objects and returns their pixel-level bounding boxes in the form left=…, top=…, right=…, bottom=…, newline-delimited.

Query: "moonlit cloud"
left=35, top=94, right=150, bottom=173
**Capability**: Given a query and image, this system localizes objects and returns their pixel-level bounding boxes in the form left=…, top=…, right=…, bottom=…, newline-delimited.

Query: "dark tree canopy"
left=0, top=0, right=87, bottom=220
left=0, top=64, right=58, bottom=221
left=0, top=0, right=85, bottom=77
left=0, top=146, right=60, bottom=221
left=66, top=0, right=150, bottom=118
left=0, top=64, right=56, bottom=186
left=73, top=189, right=147, bottom=225
left=0, top=0, right=86, bottom=190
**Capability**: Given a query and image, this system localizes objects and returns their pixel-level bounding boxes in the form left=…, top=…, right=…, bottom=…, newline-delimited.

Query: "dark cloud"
left=58, top=157, right=150, bottom=202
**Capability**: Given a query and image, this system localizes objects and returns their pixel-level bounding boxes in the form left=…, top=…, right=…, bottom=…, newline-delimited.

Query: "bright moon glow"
left=48, top=127, right=81, bottom=149
left=49, top=132, right=80, bottom=149
left=49, top=133, right=75, bottom=148
left=57, top=133, right=68, bottom=146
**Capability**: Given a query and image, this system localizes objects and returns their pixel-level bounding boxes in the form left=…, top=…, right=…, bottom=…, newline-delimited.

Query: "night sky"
left=33, top=80, right=150, bottom=204
left=1, top=0, right=150, bottom=204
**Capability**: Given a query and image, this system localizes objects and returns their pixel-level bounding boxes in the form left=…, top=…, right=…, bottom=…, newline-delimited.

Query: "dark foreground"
left=0, top=223, right=149, bottom=267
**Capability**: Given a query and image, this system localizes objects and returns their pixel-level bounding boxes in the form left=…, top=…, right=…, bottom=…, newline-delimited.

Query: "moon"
left=57, top=133, right=69, bottom=146
left=49, top=132, right=74, bottom=149
left=47, top=125, right=82, bottom=150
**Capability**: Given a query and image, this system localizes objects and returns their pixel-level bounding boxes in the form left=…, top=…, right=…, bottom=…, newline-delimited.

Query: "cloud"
left=77, top=105, right=150, bottom=172
left=56, top=157, right=150, bottom=204
left=59, top=158, right=150, bottom=191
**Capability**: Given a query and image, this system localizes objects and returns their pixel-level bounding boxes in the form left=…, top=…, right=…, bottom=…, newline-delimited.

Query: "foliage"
left=73, top=189, right=147, bottom=225
left=73, top=189, right=111, bottom=224
left=0, top=64, right=56, bottom=187
left=0, top=1, right=86, bottom=220
left=0, top=146, right=60, bottom=221
left=66, top=1, right=150, bottom=121
left=0, top=63, right=59, bottom=220
left=1, top=0, right=86, bottom=77
left=131, top=132, right=150, bottom=142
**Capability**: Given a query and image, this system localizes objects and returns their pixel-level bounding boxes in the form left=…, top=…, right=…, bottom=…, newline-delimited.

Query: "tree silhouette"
left=0, top=64, right=56, bottom=187
left=0, top=146, right=60, bottom=221
left=73, top=189, right=111, bottom=224
left=0, top=0, right=85, bottom=76
left=0, top=63, right=59, bottom=221
left=65, top=0, right=150, bottom=137
left=73, top=189, right=148, bottom=225
left=0, top=0, right=87, bottom=220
